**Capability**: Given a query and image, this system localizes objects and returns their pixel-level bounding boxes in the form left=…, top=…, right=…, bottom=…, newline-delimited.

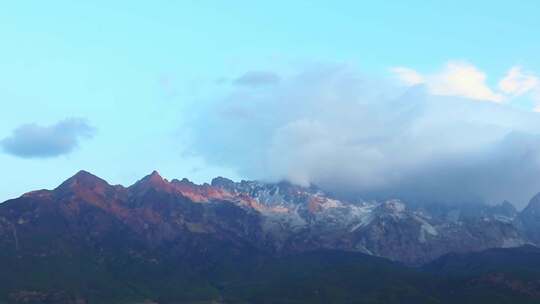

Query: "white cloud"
left=392, top=62, right=504, bottom=103
left=498, top=66, right=540, bottom=112
left=390, top=67, right=424, bottom=85
left=498, top=66, right=539, bottom=96
left=430, top=62, right=504, bottom=102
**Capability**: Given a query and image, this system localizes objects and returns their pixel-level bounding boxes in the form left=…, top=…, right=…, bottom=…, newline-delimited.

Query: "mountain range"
left=1, top=170, right=540, bottom=303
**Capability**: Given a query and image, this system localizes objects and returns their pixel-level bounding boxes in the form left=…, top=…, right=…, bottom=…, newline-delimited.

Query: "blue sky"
left=1, top=1, right=540, bottom=204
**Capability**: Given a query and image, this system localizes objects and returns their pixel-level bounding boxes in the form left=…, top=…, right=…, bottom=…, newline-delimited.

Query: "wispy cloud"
left=498, top=67, right=540, bottom=112
left=1, top=118, right=95, bottom=158
left=498, top=66, right=539, bottom=96
left=390, top=67, right=424, bottom=86
left=233, top=70, right=281, bottom=87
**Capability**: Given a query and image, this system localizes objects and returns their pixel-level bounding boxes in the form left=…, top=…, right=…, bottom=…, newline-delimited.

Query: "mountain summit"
left=57, top=170, right=110, bottom=191
left=129, top=170, right=173, bottom=195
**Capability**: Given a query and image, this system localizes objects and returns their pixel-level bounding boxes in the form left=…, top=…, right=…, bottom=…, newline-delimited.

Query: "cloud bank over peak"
left=189, top=64, right=540, bottom=208
left=1, top=118, right=95, bottom=158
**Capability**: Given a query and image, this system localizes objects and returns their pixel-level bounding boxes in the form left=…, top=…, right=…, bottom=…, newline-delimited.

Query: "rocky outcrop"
left=518, top=193, right=540, bottom=243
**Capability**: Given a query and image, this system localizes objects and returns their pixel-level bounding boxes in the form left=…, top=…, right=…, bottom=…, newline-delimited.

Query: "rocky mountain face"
left=206, top=176, right=530, bottom=264
left=519, top=193, right=540, bottom=244
left=0, top=170, right=537, bottom=267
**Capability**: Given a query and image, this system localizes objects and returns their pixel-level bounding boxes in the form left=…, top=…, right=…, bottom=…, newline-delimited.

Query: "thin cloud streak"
left=233, top=70, right=281, bottom=87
